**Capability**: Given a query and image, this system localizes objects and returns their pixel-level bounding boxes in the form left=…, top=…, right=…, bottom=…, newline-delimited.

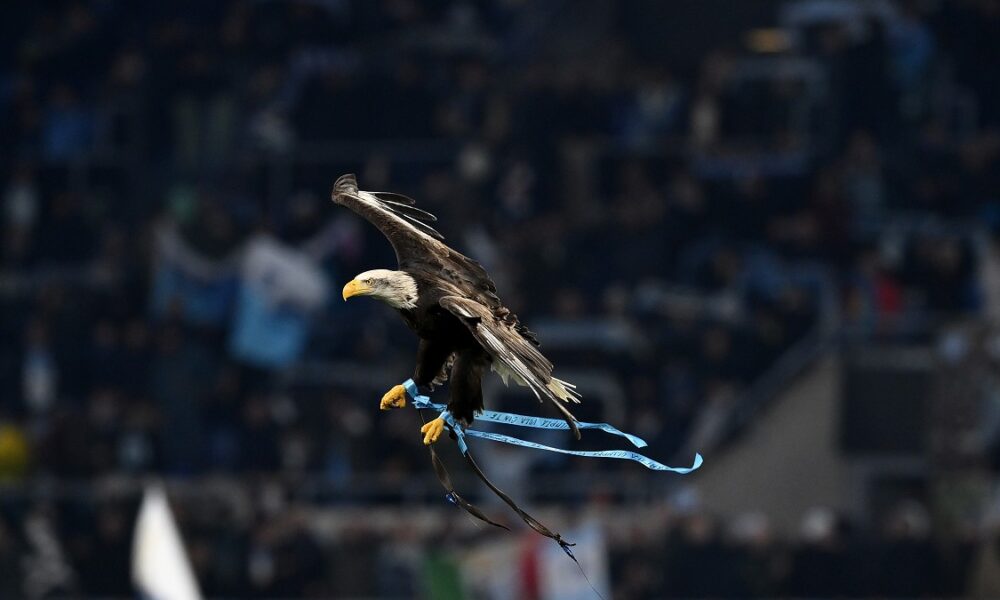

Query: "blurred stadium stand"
left=1, top=0, right=1000, bottom=597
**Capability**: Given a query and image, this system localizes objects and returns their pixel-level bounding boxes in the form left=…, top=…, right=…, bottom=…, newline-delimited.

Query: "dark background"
left=1, top=0, right=999, bottom=597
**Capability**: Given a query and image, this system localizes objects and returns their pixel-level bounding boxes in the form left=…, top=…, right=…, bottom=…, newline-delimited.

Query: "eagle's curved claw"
left=380, top=385, right=407, bottom=410
left=421, top=417, right=446, bottom=445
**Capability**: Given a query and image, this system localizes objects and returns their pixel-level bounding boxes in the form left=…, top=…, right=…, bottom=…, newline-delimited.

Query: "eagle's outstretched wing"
left=332, top=173, right=444, bottom=267
left=439, top=295, right=581, bottom=439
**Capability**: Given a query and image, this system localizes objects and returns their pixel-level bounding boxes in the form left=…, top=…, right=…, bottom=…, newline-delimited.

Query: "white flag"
left=132, top=485, right=203, bottom=600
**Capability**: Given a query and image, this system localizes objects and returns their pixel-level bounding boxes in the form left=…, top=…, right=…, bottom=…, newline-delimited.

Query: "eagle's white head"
left=342, top=269, right=418, bottom=309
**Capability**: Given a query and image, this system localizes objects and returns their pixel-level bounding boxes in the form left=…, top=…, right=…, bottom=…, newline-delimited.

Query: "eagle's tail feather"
left=491, top=363, right=581, bottom=404
left=548, top=378, right=582, bottom=404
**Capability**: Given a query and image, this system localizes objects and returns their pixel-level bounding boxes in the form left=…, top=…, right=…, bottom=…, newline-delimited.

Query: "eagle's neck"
left=381, top=271, right=419, bottom=310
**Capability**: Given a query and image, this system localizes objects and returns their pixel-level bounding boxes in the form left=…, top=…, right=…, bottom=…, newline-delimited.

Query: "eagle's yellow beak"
left=342, top=279, right=373, bottom=301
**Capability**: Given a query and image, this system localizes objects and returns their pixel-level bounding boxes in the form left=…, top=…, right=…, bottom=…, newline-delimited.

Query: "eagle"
left=333, top=173, right=581, bottom=445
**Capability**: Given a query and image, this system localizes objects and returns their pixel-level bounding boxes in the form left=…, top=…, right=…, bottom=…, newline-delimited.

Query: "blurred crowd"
left=0, top=487, right=980, bottom=598
left=1, top=0, right=999, bottom=597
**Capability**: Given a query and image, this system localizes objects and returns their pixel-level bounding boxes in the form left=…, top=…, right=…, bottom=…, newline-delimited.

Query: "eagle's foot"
left=380, top=385, right=407, bottom=410
left=421, top=417, right=447, bottom=445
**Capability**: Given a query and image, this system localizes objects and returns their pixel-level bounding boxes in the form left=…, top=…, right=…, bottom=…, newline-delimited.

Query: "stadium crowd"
left=1, top=0, right=999, bottom=597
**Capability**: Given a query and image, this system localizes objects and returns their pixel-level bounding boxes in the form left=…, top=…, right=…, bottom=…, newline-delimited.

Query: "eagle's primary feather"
left=332, top=173, right=581, bottom=439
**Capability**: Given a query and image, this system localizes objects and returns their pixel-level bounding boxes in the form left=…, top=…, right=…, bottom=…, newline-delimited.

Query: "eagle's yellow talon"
left=380, top=384, right=407, bottom=410
left=420, top=417, right=446, bottom=445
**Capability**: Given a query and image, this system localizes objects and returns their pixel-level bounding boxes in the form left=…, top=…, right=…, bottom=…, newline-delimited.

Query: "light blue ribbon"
left=401, top=379, right=702, bottom=474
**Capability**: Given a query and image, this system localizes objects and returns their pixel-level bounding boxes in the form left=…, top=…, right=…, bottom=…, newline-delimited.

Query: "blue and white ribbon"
left=401, top=379, right=702, bottom=474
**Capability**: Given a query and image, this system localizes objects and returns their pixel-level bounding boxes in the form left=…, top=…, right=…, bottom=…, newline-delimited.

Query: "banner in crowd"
left=150, top=226, right=240, bottom=326
left=229, top=235, right=329, bottom=368
left=149, top=225, right=331, bottom=369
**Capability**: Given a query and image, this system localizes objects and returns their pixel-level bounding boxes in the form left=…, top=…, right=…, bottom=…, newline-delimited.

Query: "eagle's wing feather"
left=371, top=191, right=417, bottom=206
left=439, top=295, right=581, bottom=439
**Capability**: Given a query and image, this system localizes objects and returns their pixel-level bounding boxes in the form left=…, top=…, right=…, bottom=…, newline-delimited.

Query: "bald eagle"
left=334, top=173, right=581, bottom=444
